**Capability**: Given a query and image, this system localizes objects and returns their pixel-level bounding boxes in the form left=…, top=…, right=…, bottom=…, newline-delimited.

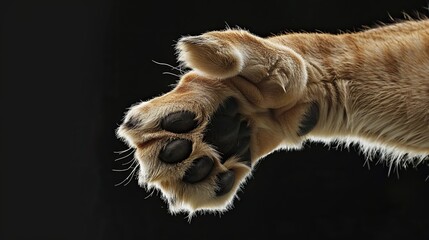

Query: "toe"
left=161, top=111, right=198, bottom=133
left=215, top=170, right=235, bottom=196
left=159, top=139, right=193, bottom=164
left=183, top=156, right=214, bottom=183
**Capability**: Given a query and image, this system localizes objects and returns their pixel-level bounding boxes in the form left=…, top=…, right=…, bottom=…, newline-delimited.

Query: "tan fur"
left=117, top=19, right=429, bottom=216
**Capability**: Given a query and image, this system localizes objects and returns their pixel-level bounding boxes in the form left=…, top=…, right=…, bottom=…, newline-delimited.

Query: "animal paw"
left=117, top=29, right=317, bottom=215
left=116, top=77, right=260, bottom=214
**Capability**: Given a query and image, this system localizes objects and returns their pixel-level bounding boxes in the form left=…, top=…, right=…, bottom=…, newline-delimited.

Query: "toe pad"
left=159, top=139, right=193, bottom=164
left=183, top=156, right=214, bottom=183
left=215, top=171, right=235, bottom=196
left=161, top=111, right=198, bottom=133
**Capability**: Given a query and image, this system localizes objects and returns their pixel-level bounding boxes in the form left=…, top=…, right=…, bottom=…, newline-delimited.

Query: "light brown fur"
left=117, top=19, right=429, bottom=216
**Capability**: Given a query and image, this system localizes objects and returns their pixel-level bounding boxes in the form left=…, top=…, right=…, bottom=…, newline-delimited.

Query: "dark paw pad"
left=203, top=97, right=252, bottom=166
left=183, top=156, right=214, bottom=183
left=123, top=116, right=140, bottom=129
left=215, top=171, right=235, bottom=196
left=159, top=139, right=193, bottom=164
left=204, top=115, right=241, bottom=159
left=297, top=102, right=319, bottom=136
left=161, top=111, right=198, bottom=133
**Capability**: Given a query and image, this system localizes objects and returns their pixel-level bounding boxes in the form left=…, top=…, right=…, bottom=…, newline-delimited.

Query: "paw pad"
left=120, top=96, right=253, bottom=212
left=203, top=97, right=251, bottom=166
left=183, top=156, right=214, bottom=183
left=159, top=139, right=193, bottom=164
left=297, top=102, right=319, bottom=136
left=161, top=111, right=198, bottom=133
left=156, top=98, right=251, bottom=193
left=215, top=171, right=236, bottom=196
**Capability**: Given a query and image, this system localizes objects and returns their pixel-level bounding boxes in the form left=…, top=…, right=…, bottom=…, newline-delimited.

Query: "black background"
left=2, top=0, right=429, bottom=239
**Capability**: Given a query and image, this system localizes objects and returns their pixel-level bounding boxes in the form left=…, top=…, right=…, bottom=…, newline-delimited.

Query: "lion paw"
left=116, top=29, right=314, bottom=215
left=117, top=90, right=254, bottom=214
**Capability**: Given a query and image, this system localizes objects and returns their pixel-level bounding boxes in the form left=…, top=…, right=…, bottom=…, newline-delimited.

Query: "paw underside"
left=122, top=97, right=253, bottom=213
left=158, top=97, right=251, bottom=194
left=120, top=97, right=320, bottom=214
left=117, top=29, right=323, bottom=214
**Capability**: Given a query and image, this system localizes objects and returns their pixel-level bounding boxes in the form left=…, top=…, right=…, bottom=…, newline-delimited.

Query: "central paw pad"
left=203, top=98, right=251, bottom=166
